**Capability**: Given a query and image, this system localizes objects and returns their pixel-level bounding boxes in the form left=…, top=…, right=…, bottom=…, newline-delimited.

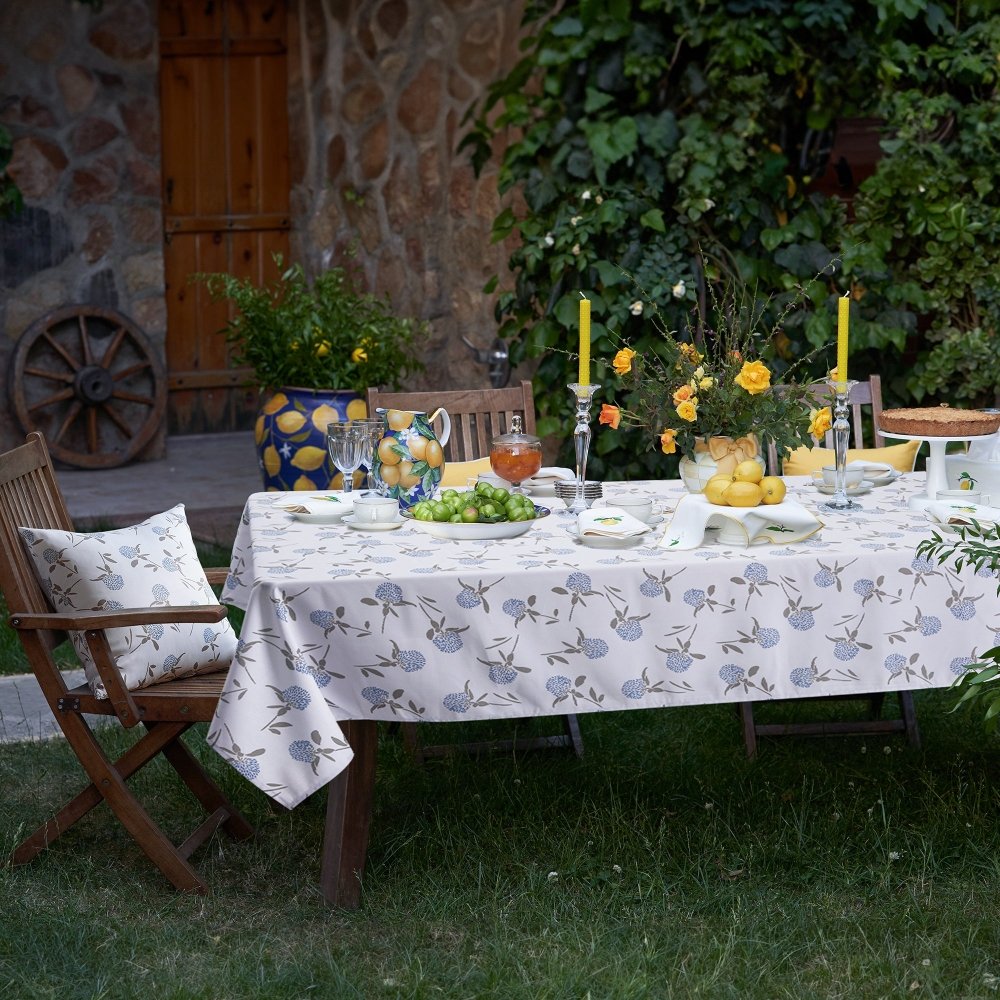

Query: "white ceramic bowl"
left=400, top=507, right=550, bottom=540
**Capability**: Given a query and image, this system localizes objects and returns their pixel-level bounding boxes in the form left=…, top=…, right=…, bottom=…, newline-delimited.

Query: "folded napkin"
left=277, top=493, right=354, bottom=516
left=578, top=507, right=651, bottom=538
left=926, top=500, right=1000, bottom=529
left=526, top=467, right=575, bottom=484
left=847, top=459, right=893, bottom=476
left=659, top=494, right=822, bottom=550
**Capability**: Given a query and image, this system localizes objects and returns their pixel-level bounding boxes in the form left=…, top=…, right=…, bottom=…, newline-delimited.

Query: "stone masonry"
left=0, top=0, right=526, bottom=456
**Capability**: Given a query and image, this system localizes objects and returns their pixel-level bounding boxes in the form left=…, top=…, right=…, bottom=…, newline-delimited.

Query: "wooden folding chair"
left=367, top=382, right=584, bottom=760
left=2, top=432, right=253, bottom=892
left=749, top=375, right=920, bottom=756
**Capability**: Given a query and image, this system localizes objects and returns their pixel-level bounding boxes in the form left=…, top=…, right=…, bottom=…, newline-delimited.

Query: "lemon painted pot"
left=677, top=434, right=763, bottom=493
left=255, top=387, right=367, bottom=491
left=370, top=406, right=452, bottom=508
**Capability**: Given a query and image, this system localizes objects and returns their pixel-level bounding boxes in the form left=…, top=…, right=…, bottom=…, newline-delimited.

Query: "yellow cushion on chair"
left=782, top=439, right=921, bottom=475
left=439, top=457, right=493, bottom=488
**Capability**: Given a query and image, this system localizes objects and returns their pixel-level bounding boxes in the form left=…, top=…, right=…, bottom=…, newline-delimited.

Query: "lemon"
left=733, top=460, right=764, bottom=484
left=290, top=445, right=327, bottom=471
left=759, top=476, right=787, bottom=504
left=724, top=481, right=764, bottom=507
left=703, top=479, right=730, bottom=505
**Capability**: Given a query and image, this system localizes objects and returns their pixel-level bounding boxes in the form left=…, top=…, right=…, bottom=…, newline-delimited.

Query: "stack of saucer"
left=553, top=479, right=603, bottom=509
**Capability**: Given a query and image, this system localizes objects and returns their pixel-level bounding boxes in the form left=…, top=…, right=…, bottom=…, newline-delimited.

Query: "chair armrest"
left=204, top=566, right=229, bottom=587
left=9, top=605, right=228, bottom=631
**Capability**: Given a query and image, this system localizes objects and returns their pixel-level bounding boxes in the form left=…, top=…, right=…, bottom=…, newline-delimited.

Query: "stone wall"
left=287, top=0, right=524, bottom=390
left=0, top=0, right=165, bottom=457
left=0, top=0, right=525, bottom=458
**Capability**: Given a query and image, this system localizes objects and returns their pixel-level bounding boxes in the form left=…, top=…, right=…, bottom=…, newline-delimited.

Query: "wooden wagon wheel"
left=9, top=305, right=167, bottom=469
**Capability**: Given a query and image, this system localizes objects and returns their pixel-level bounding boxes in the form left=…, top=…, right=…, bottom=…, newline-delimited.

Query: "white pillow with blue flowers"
left=18, top=504, right=237, bottom=699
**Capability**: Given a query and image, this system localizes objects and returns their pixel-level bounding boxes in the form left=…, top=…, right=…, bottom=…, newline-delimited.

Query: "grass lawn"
left=2, top=689, right=999, bottom=999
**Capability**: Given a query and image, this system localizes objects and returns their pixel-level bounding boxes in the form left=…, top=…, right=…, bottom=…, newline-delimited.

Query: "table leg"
left=320, top=719, right=378, bottom=908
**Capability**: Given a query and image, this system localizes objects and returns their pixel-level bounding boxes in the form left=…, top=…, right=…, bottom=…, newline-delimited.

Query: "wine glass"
left=326, top=421, right=367, bottom=494
left=354, top=419, right=385, bottom=494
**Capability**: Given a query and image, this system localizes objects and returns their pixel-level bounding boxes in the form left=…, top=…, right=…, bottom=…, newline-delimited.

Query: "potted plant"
left=200, top=257, right=425, bottom=491
left=598, top=263, right=824, bottom=489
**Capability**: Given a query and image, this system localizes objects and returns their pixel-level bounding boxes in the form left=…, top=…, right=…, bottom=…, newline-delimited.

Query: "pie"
left=878, top=405, right=1000, bottom=438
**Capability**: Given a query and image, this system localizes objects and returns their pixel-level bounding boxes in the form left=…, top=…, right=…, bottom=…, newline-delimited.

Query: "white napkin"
left=526, top=467, right=575, bottom=484
left=847, top=459, right=893, bottom=477
left=276, top=493, right=355, bottom=516
left=926, top=500, right=1000, bottom=529
left=577, top=507, right=651, bottom=538
left=968, top=429, right=1000, bottom=462
left=659, top=494, right=822, bottom=550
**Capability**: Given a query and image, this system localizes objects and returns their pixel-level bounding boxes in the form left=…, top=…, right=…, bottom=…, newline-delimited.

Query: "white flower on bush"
left=672, top=279, right=686, bottom=299
left=581, top=189, right=592, bottom=201
left=543, top=233, right=555, bottom=247
left=570, top=215, right=582, bottom=226
left=629, top=300, right=643, bottom=316
left=703, top=198, right=715, bottom=210
left=572, top=243, right=581, bottom=256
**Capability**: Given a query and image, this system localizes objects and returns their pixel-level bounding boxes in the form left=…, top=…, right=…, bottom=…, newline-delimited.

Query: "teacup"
left=353, top=494, right=400, bottom=524
left=937, top=489, right=990, bottom=505
left=609, top=496, right=655, bottom=523
left=813, top=466, right=865, bottom=488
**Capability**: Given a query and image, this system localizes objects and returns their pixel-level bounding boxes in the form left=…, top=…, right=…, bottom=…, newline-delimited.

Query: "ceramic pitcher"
left=370, top=406, right=452, bottom=508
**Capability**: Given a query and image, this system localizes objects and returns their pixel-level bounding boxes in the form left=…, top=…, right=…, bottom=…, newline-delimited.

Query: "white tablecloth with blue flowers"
left=209, top=476, right=996, bottom=807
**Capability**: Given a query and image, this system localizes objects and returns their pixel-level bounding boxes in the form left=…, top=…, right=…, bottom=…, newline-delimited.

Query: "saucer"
left=342, top=515, right=404, bottom=532
left=814, top=480, right=874, bottom=497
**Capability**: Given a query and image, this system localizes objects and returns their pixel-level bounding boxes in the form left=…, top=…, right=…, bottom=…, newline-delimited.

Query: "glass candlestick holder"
left=819, top=377, right=862, bottom=514
left=564, top=383, right=598, bottom=515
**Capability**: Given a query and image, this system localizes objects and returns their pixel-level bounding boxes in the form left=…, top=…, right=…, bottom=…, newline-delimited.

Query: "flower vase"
left=678, top=434, right=763, bottom=493
left=255, top=386, right=368, bottom=491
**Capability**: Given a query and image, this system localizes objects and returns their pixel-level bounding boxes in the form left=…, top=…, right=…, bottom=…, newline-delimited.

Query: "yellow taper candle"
left=836, top=293, right=850, bottom=386
left=578, top=295, right=591, bottom=386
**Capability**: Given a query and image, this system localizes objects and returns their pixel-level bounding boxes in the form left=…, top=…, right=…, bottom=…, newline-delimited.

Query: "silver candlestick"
left=819, top=377, right=862, bottom=514
left=565, top=383, right=598, bottom=515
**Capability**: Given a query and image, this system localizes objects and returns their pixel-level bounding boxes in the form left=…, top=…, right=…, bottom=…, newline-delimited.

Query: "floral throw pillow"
left=18, top=505, right=237, bottom=699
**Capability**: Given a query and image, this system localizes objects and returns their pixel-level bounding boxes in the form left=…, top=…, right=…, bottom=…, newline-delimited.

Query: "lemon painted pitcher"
left=371, top=407, right=452, bottom=508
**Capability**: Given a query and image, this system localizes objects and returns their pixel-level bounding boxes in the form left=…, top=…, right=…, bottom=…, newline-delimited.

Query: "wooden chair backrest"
left=366, top=381, right=536, bottom=463
left=0, top=432, right=74, bottom=654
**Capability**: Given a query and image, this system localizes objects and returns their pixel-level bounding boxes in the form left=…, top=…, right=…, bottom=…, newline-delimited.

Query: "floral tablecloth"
left=209, top=476, right=998, bottom=807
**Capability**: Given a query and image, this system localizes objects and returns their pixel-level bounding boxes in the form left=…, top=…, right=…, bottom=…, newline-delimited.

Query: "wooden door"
left=159, top=0, right=290, bottom=434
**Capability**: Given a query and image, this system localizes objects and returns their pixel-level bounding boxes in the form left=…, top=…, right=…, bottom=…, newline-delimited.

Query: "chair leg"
left=898, top=691, right=921, bottom=748
left=157, top=728, right=254, bottom=841
left=321, top=719, right=378, bottom=909
left=564, top=714, right=585, bottom=758
left=12, top=713, right=223, bottom=893
left=739, top=702, right=758, bottom=758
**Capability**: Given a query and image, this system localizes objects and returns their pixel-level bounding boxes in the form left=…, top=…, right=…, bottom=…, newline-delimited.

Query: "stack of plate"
left=553, top=479, right=603, bottom=508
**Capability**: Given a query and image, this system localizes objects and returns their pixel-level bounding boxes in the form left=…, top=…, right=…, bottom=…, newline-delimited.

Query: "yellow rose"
left=733, top=359, right=771, bottom=395
left=599, top=403, right=621, bottom=429
left=676, top=400, right=698, bottom=422
left=315, top=340, right=330, bottom=358
left=659, top=428, right=678, bottom=454
left=679, top=343, right=702, bottom=364
left=672, top=383, right=695, bottom=406
left=699, top=376, right=714, bottom=390
left=352, top=347, right=368, bottom=363
left=809, top=406, right=832, bottom=440
left=612, top=348, right=636, bottom=376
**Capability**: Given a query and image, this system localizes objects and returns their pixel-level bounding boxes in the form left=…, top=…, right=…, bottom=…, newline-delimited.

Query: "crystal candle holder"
left=564, top=383, right=599, bottom=515
left=819, top=377, right=862, bottom=514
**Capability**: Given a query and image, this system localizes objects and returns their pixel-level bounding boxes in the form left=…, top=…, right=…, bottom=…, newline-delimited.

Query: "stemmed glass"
left=326, top=421, right=368, bottom=494
left=354, top=419, right=385, bottom=494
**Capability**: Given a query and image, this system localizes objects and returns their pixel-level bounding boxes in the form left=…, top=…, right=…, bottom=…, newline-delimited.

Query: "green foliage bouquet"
left=200, top=257, right=425, bottom=394
left=600, top=268, right=823, bottom=465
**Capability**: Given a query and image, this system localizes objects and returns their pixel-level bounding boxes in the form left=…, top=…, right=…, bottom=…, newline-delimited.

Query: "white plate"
left=814, top=480, right=874, bottom=497
left=279, top=493, right=355, bottom=524
left=342, top=515, right=404, bottom=532
left=868, top=470, right=902, bottom=487
left=570, top=525, right=648, bottom=549
left=400, top=507, right=550, bottom=540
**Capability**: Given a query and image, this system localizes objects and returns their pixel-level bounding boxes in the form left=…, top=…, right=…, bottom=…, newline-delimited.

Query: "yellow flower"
left=612, top=348, right=636, bottom=376
left=352, top=346, right=368, bottom=363
left=679, top=343, right=702, bottom=364
left=809, top=406, right=832, bottom=440
left=659, top=428, right=678, bottom=454
left=676, top=400, right=698, bottom=422
left=315, top=340, right=331, bottom=358
left=672, top=383, right=695, bottom=406
left=734, top=359, right=771, bottom=395
left=699, top=376, right=714, bottom=390
left=599, top=404, right=621, bottom=429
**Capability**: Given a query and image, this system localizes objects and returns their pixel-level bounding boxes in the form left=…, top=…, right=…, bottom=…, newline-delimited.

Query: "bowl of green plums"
left=402, top=481, right=550, bottom=540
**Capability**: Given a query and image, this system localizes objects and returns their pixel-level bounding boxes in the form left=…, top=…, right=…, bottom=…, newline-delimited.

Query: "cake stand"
left=880, top=431, right=992, bottom=511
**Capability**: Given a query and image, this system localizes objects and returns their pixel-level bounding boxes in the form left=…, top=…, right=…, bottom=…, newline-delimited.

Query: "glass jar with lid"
left=489, top=415, right=542, bottom=494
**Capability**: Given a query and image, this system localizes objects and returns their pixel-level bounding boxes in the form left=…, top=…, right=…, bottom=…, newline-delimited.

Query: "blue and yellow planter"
left=255, top=387, right=367, bottom=491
